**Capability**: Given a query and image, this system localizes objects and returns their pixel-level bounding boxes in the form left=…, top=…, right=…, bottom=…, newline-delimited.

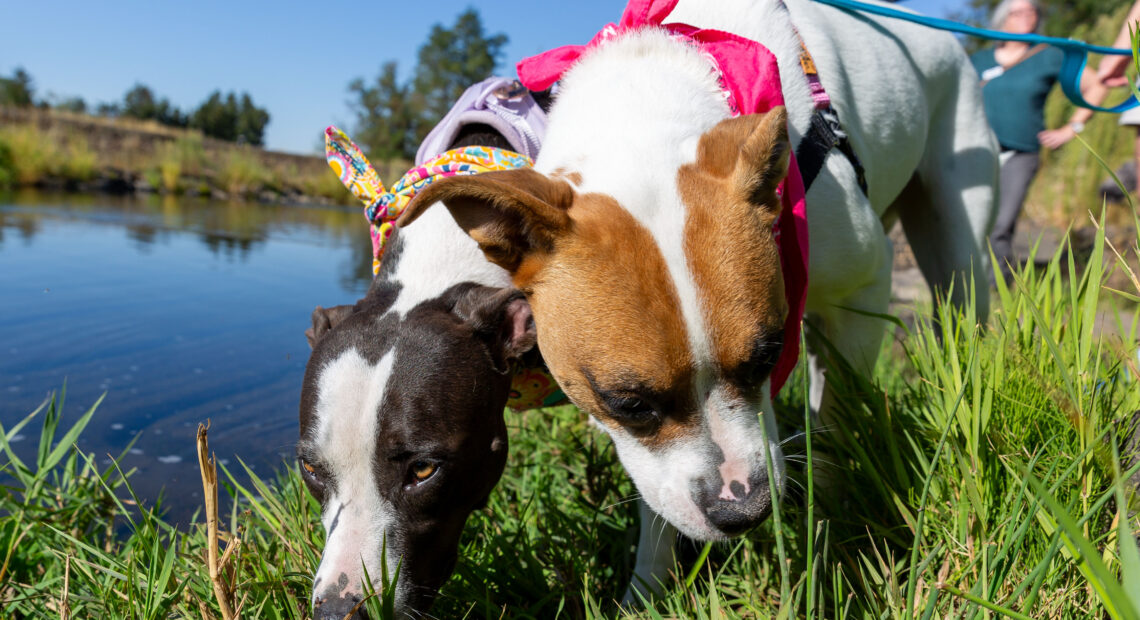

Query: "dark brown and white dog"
left=399, top=0, right=998, bottom=602
left=298, top=125, right=538, bottom=618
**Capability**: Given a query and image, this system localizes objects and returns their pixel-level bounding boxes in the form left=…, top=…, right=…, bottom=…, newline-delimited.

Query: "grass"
left=2, top=201, right=1139, bottom=619
left=0, top=108, right=354, bottom=204
left=0, top=125, right=97, bottom=186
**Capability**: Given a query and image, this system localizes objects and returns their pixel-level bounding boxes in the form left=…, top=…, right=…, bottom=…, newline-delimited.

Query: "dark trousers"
left=991, top=150, right=1040, bottom=282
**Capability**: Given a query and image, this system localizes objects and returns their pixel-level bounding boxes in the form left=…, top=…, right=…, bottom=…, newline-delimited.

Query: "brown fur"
left=528, top=192, right=699, bottom=445
left=397, top=109, right=795, bottom=447
left=396, top=168, right=574, bottom=273
left=679, top=109, right=790, bottom=375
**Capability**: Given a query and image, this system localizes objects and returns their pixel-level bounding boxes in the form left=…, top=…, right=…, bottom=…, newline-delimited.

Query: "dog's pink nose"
left=692, top=471, right=774, bottom=535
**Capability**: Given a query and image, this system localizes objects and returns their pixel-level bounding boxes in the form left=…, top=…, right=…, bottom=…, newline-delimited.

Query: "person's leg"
left=1116, top=107, right=1140, bottom=196
left=1133, top=127, right=1140, bottom=195
left=990, top=151, right=1040, bottom=283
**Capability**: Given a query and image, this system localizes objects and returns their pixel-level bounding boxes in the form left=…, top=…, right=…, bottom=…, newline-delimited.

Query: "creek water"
left=0, top=190, right=372, bottom=521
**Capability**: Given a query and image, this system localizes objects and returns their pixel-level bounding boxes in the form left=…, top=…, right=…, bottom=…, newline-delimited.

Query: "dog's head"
left=298, top=277, right=535, bottom=618
left=399, top=109, right=791, bottom=541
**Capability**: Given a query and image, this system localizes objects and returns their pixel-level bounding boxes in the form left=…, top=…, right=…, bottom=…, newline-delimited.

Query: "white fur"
left=389, top=205, right=511, bottom=316
left=310, top=350, right=404, bottom=609
left=531, top=0, right=997, bottom=596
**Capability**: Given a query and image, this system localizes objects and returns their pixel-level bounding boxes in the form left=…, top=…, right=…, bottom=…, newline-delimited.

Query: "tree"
left=347, top=61, right=415, bottom=160
left=235, top=93, right=270, bottom=146
left=410, top=8, right=508, bottom=144
left=0, top=67, right=35, bottom=107
left=346, top=8, right=508, bottom=160
left=121, top=84, right=187, bottom=127
left=54, top=96, right=87, bottom=114
left=190, top=90, right=270, bottom=145
left=95, top=102, right=121, bottom=117
left=191, top=91, right=239, bottom=142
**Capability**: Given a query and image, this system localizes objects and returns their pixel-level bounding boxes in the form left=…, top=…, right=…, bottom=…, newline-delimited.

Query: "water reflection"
left=0, top=191, right=374, bottom=522
left=0, top=189, right=373, bottom=274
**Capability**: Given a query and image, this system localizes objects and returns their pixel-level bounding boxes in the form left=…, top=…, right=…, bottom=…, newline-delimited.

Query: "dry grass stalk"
left=197, top=421, right=236, bottom=620
left=1089, top=210, right=1140, bottom=294
left=60, top=554, right=70, bottom=620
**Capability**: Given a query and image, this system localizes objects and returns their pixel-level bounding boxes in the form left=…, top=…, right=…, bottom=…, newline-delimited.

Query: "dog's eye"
left=608, top=396, right=660, bottom=427
left=299, top=458, right=326, bottom=497
left=742, top=332, right=784, bottom=387
left=410, top=460, right=437, bottom=483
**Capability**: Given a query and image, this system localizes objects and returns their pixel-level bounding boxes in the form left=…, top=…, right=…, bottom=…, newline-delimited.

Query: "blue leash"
left=811, top=0, right=1139, bottom=112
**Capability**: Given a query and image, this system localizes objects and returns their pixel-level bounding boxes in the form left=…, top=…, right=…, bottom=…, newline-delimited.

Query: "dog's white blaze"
left=537, top=31, right=731, bottom=365
left=390, top=206, right=511, bottom=316
left=311, top=349, right=402, bottom=607
left=706, top=384, right=784, bottom=502
left=535, top=28, right=798, bottom=541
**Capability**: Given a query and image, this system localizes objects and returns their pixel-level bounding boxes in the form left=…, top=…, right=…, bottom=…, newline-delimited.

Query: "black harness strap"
left=795, top=105, right=869, bottom=196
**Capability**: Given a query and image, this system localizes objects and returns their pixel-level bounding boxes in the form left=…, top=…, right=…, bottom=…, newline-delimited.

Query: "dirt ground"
left=887, top=207, right=1139, bottom=340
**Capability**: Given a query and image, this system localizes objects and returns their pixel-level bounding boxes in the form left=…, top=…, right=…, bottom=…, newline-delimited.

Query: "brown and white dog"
left=400, top=0, right=997, bottom=599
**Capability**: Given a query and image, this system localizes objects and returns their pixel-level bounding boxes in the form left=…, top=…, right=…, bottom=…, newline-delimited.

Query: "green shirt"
left=971, top=46, right=1063, bottom=153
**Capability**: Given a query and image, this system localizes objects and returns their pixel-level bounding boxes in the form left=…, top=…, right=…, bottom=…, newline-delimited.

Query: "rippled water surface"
left=1, top=191, right=372, bottom=519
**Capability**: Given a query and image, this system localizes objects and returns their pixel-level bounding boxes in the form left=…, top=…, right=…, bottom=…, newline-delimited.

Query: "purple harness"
left=415, top=77, right=548, bottom=166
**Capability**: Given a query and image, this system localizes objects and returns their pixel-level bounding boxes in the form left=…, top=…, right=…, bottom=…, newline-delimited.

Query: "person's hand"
left=1098, top=54, right=1133, bottom=87
left=1038, top=126, right=1077, bottom=149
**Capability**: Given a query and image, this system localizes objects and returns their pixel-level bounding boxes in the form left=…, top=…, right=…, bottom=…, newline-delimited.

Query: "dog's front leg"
left=621, top=499, right=678, bottom=606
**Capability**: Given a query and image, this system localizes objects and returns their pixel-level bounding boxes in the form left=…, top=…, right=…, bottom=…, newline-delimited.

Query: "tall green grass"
left=0, top=125, right=96, bottom=186
left=4, top=121, right=1140, bottom=620
left=2, top=208, right=1138, bottom=618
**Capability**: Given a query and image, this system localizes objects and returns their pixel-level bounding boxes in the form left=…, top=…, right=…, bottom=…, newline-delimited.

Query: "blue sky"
left=1, top=0, right=968, bottom=154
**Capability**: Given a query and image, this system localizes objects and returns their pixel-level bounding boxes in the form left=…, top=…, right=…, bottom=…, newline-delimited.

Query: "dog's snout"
left=691, top=471, right=774, bottom=536
left=314, top=592, right=368, bottom=620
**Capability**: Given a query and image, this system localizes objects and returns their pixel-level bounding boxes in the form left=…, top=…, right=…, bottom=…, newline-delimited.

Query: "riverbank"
left=0, top=106, right=409, bottom=205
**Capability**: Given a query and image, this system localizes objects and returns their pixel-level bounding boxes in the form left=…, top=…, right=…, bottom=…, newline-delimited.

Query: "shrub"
left=0, top=124, right=57, bottom=184
left=0, top=137, right=14, bottom=189
left=58, top=133, right=96, bottom=182
left=217, top=148, right=267, bottom=198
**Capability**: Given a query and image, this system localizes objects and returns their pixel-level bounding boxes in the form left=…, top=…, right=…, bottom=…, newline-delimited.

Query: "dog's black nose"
left=691, top=472, right=774, bottom=536
left=313, top=592, right=368, bottom=620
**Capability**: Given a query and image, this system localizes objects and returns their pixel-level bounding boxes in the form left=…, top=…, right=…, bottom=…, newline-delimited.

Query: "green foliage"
left=0, top=125, right=95, bottom=185
left=348, top=62, right=415, bottom=161
left=52, top=96, right=87, bottom=114
left=409, top=8, right=509, bottom=143
left=121, top=83, right=188, bottom=128
left=218, top=147, right=268, bottom=197
left=149, top=135, right=207, bottom=193
left=190, top=90, right=271, bottom=146
left=107, top=83, right=270, bottom=146
left=59, top=134, right=97, bottom=182
left=0, top=67, right=35, bottom=107
left=965, top=0, right=1132, bottom=37
left=348, top=8, right=508, bottom=161
left=0, top=137, right=14, bottom=190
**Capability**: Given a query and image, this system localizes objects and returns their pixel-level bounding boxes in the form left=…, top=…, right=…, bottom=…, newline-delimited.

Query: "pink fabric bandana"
left=516, top=0, right=809, bottom=397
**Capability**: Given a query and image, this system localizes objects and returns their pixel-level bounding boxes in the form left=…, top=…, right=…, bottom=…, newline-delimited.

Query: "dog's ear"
left=305, top=304, right=355, bottom=349
left=396, top=168, right=573, bottom=280
left=734, top=106, right=790, bottom=209
left=694, top=107, right=790, bottom=213
left=454, top=286, right=537, bottom=372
